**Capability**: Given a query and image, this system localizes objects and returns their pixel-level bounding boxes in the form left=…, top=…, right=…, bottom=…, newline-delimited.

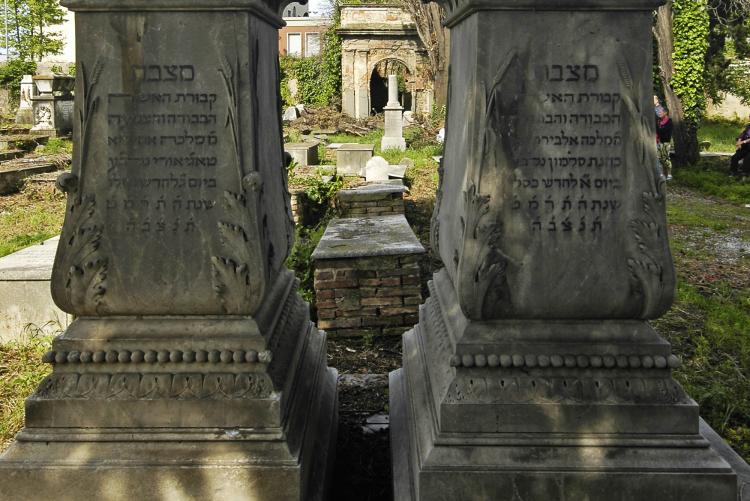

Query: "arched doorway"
left=369, top=59, right=412, bottom=115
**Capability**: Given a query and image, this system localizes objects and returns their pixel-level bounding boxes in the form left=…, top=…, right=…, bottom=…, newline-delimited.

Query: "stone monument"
left=15, top=74, right=34, bottom=125
left=381, top=75, right=406, bottom=151
left=390, top=0, right=744, bottom=499
left=31, top=74, right=75, bottom=137
left=0, top=1, right=338, bottom=500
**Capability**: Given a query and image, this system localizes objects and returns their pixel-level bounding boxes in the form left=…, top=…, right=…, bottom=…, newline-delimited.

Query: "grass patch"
left=699, top=117, right=745, bottom=153
left=673, top=157, right=750, bottom=204
left=35, top=137, right=73, bottom=155
left=0, top=332, right=53, bottom=451
left=655, top=279, right=750, bottom=461
left=0, top=176, right=66, bottom=257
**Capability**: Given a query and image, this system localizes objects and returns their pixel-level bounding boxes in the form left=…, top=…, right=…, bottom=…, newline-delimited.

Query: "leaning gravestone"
left=390, top=0, right=744, bottom=499
left=0, top=1, right=337, bottom=500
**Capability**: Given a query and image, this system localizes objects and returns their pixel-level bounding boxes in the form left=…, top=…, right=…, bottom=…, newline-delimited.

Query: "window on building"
left=305, top=32, right=320, bottom=57
left=287, top=33, right=302, bottom=57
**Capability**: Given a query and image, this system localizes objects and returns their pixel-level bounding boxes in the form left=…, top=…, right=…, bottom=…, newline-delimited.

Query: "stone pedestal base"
left=390, top=270, right=740, bottom=501
left=0, top=371, right=337, bottom=501
left=0, top=272, right=338, bottom=501
left=380, top=136, right=406, bottom=151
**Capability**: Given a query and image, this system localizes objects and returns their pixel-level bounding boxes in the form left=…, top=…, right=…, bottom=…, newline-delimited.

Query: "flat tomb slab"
left=336, top=143, right=374, bottom=177
left=311, top=215, right=424, bottom=260
left=0, top=237, right=71, bottom=341
left=284, top=142, right=319, bottom=167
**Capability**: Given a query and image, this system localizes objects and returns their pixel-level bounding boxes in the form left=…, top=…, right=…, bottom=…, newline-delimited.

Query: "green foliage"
left=0, top=59, right=36, bottom=102
left=671, top=0, right=710, bottom=123
left=285, top=221, right=329, bottom=304
left=6, top=0, right=66, bottom=61
left=280, top=54, right=339, bottom=107
left=35, top=137, right=72, bottom=155
left=704, top=2, right=750, bottom=105
left=279, top=7, right=341, bottom=107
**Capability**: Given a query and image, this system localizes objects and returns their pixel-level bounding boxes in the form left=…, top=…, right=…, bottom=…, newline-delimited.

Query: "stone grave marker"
left=336, top=142, right=374, bottom=176
left=15, top=75, right=34, bottom=125
left=0, top=1, right=337, bottom=499
left=365, top=155, right=390, bottom=182
left=381, top=75, right=406, bottom=151
left=284, top=141, right=320, bottom=167
left=390, top=0, right=746, bottom=499
left=31, top=74, right=74, bottom=137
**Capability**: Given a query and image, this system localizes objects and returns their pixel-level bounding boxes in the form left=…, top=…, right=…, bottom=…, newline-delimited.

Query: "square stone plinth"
left=312, top=215, right=425, bottom=337
left=336, top=143, right=374, bottom=177
left=284, top=142, right=320, bottom=167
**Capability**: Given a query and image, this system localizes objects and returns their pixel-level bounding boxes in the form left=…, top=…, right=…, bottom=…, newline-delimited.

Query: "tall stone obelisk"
left=0, top=1, right=337, bottom=499
left=381, top=74, right=406, bottom=151
left=390, top=0, right=742, bottom=499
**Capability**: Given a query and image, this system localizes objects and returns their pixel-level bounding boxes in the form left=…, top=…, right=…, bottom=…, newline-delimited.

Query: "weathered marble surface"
left=312, top=215, right=424, bottom=260
left=390, top=0, right=745, bottom=499
left=0, top=1, right=337, bottom=499
left=434, top=8, right=674, bottom=321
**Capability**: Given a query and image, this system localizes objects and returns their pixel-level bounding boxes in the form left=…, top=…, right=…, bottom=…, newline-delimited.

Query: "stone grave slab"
left=284, top=141, right=319, bottom=167
left=336, top=143, right=373, bottom=176
left=0, top=237, right=71, bottom=342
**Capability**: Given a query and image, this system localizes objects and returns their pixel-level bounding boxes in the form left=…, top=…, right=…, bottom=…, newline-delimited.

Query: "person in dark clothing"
left=656, top=107, right=673, bottom=179
left=730, top=117, right=750, bottom=176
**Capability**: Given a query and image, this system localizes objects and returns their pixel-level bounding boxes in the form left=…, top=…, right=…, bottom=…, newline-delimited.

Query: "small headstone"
left=15, top=75, right=34, bottom=125
left=283, top=105, right=300, bottom=122
left=365, top=155, right=390, bottom=182
left=402, top=110, right=415, bottom=125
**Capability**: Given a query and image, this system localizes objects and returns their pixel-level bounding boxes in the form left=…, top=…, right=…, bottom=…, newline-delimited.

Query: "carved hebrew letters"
left=513, top=63, right=624, bottom=238
left=106, top=73, right=221, bottom=236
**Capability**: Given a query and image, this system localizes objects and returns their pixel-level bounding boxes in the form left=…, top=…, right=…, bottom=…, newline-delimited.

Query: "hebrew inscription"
left=106, top=65, right=221, bottom=236
left=513, top=63, right=624, bottom=239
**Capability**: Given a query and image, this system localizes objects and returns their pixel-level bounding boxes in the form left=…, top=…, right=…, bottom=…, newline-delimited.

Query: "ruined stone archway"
left=370, top=58, right=413, bottom=114
left=339, top=5, right=433, bottom=119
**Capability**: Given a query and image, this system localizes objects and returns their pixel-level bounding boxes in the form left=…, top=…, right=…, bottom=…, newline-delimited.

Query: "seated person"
left=730, top=116, right=750, bottom=176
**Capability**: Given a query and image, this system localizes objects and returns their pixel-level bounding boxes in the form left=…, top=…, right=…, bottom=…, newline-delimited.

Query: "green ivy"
left=671, top=0, right=710, bottom=124
left=279, top=8, right=342, bottom=107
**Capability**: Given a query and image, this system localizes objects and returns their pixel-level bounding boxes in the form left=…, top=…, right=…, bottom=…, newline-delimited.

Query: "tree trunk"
left=401, top=0, right=450, bottom=107
left=654, top=1, right=700, bottom=166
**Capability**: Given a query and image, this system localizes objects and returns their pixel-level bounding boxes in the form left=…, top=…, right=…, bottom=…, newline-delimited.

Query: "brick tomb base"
left=311, top=215, right=425, bottom=337
left=314, top=255, right=421, bottom=336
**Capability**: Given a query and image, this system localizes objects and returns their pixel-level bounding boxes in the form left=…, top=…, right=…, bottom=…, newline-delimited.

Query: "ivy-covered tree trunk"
left=401, top=0, right=449, bottom=107
left=654, top=0, right=708, bottom=167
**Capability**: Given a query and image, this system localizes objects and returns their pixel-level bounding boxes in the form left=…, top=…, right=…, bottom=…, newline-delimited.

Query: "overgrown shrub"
left=0, top=59, right=37, bottom=104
